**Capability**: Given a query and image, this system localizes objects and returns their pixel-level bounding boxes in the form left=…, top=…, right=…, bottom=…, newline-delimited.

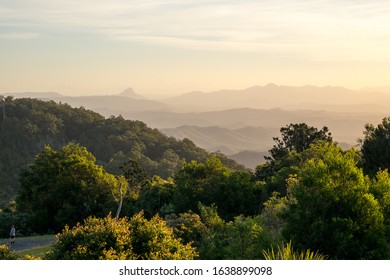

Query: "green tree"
left=256, top=124, right=332, bottom=200
left=165, top=211, right=207, bottom=249
left=266, top=123, right=332, bottom=163
left=370, top=170, right=390, bottom=239
left=137, top=176, right=176, bottom=217
left=255, top=150, right=301, bottom=197
left=282, top=142, right=388, bottom=259
left=260, top=192, right=287, bottom=245
left=173, top=157, right=264, bottom=220
left=120, top=159, right=148, bottom=192
left=173, top=157, right=230, bottom=215
left=0, top=95, right=13, bottom=121
left=0, top=95, right=5, bottom=120
left=361, top=117, right=390, bottom=176
left=46, top=213, right=197, bottom=260
left=196, top=205, right=272, bottom=260
left=16, top=144, right=117, bottom=233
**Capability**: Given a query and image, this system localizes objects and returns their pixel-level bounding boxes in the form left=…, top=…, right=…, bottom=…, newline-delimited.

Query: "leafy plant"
left=0, top=244, right=17, bottom=260
left=262, top=241, right=325, bottom=260
left=45, top=213, right=197, bottom=260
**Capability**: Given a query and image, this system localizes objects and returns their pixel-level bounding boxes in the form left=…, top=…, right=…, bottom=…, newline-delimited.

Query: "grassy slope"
left=0, top=235, right=55, bottom=259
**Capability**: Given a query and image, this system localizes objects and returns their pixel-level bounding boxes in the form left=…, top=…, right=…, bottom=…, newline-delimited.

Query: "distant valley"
left=3, top=84, right=390, bottom=169
left=160, top=126, right=278, bottom=168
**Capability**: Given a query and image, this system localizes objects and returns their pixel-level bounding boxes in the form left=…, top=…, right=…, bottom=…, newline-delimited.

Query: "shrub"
left=46, top=213, right=197, bottom=260
left=0, top=244, right=17, bottom=260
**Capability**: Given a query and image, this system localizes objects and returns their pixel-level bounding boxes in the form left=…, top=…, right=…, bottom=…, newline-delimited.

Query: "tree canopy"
left=361, top=117, right=390, bottom=176
left=16, top=144, right=117, bottom=233
left=173, top=157, right=264, bottom=220
left=282, top=142, right=389, bottom=259
left=266, top=123, right=332, bottom=163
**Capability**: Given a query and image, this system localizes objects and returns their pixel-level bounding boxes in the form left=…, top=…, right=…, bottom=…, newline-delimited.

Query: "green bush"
left=45, top=213, right=197, bottom=260
left=0, top=244, right=17, bottom=260
left=172, top=204, right=273, bottom=260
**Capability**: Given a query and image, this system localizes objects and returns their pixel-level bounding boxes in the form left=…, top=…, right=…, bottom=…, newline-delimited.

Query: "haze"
left=1, top=0, right=390, bottom=96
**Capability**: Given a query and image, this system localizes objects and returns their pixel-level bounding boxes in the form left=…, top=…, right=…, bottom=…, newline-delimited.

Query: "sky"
left=1, top=0, right=390, bottom=96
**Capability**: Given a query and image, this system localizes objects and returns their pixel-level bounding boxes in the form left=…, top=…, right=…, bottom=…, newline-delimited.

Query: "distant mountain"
left=1, top=91, right=63, bottom=98
left=4, top=89, right=171, bottom=113
left=162, top=84, right=390, bottom=113
left=160, top=125, right=278, bottom=155
left=50, top=95, right=171, bottom=113
left=229, top=150, right=269, bottom=170
left=122, top=108, right=384, bottom=145
left=285, top=103, right=390, bottom=113
left=361, top=86, right=390, bottom=95
left=160, top=125, right=357, bottom=169
left=118, top=87, right=146, bottom=99
left=4, top=85, right=388, bottom=157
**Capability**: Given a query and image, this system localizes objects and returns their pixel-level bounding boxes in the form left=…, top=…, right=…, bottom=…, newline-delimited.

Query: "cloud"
left=1, top=0, right=390, bottom=60
left=0, top=32, right=40, bottom=40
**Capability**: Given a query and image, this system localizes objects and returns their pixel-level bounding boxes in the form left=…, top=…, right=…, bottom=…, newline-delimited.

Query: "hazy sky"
left=1, top=0, right=390, bottom=96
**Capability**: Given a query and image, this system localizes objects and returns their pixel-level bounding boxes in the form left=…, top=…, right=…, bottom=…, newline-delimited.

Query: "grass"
left=16, top=245, right=53, bottom=259
left=0, top=235, right=55, bottom=259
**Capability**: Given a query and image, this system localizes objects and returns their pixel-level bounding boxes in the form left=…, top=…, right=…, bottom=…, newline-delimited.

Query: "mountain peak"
left=265, top=83, right=279, bottom=88
left=118, top=87, right=145, bottom=99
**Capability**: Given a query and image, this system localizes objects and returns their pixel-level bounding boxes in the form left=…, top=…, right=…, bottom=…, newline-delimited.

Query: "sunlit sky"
left=1, top=0, right=390, bottom=96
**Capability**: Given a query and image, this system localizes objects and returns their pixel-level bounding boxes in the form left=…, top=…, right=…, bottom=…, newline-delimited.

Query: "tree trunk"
left=115, top=186, right=123, bottom=221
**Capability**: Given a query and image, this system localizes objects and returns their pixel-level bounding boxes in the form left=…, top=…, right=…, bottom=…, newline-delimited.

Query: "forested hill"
left=0, top=97, right=243, bottom=207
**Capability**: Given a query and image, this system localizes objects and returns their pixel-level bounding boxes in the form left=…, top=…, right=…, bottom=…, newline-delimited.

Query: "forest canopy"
left=2, top=97, right=390, bottom=260
left=0, top=97, right=242, bottom=207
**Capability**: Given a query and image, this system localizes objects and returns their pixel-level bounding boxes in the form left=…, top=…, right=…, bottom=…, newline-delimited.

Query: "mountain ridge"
left=162, top=84, right=390, bottom=113
left=160, top=125, right=278, bottom=155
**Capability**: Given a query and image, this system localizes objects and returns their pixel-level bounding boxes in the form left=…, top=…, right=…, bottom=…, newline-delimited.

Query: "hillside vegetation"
left=2, top=96, right=390, bottom=260
left=0, top=97, right=242, bottom=207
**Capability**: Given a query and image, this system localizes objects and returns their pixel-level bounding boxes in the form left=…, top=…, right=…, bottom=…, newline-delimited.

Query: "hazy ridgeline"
left=4, top=84, right=388, bottom=168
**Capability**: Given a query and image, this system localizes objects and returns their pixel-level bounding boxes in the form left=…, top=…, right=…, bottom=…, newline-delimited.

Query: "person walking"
left=10, top=225, right=15, bottom=245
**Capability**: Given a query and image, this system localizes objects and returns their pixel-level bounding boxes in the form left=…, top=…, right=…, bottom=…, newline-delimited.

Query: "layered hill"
left=3, top=89, right=170, bottom=114
left=3, top=84, right=388, bottom=170
left=162, top=84, right=390, bottom=113
left=0, top=97, right=243, bottom=208
left=160, top=126, right=278, bottom=155
left=124, top=108, right=382, bottom=145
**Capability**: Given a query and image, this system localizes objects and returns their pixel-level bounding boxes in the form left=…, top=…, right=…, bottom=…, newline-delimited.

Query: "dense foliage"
left=173, top=157, right=264, bottom=220
left=361, top=117, right=390, bottom=176
left=0, top=97, right=242, bottom=207
left=45, top=214, right=197, bottom=260
left=16, top=144, right=117, bottom=233
left=256, top=123, right=332, bottom=198
left=3, top=96, right=390, bottom=260
left=266, top=123, right=332, bottom=163
left=166, top=204, right=273, bottom=259
left=0, top=244, right=18, bottom=260
left=282, top=143, right=389, bottom=259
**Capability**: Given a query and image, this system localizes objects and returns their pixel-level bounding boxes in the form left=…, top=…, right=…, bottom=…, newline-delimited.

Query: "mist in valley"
left=4, top=83, right=390, bottom=169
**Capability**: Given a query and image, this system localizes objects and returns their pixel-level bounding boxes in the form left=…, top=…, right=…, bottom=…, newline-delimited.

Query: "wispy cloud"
left=0, top=32, right=40, bottom=40
left=1, top=0, right=390, bottom=60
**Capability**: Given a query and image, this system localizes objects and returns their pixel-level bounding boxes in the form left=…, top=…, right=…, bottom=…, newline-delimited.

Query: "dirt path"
left=0, top=235, right=55, bottom=251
